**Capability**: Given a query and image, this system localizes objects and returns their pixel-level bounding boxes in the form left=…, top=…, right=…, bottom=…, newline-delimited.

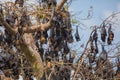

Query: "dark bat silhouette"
left=101, top=23, right=107, bottom=42
left=75, top=26, right=80, bottom=41
left=107, top=24, right=114, bottom=45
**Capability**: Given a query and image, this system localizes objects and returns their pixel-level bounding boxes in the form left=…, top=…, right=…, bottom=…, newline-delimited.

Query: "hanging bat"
left=93, top=41, right=98, bottom=54
left=63, top=40, right=70, bottom=54
left=48, top=0, right=57, bottom=7
left=67, top=32, right=74, bottom=43
left=89, top=53, right=95, bottom=63
left=0, top=32, right=4, bottom=44
left=4, top=29, right=12, bottom=45
left=116, top=57, right=120, bottom=74
left=101, top=23, right=107, bottom=42
left=100, top=46, right=107, bottom=63
left=75, top=26, right=80, bottom=41
left=40, top=31, right=48, bottom=44
left=107, top=24, right=114, bottom=45
left=15, top=0, right=24, bottom=7
left=93, top=29, right=98, bottom=43
left=38, top=46, right=44, bottom=61
left=90, top=36, right=94, bottom=53
left=0, top=4, right=3, bottom=17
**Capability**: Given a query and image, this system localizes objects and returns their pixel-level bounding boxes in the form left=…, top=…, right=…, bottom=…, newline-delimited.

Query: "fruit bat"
left=53, top=36, right=62, bottom=50
left=90, top=36, right=94, bottom=53
left=49, top=27, right=55, bottom=42
left=43, top=30, right=48, bottom=39
left=116, top=58, right=120, bottom=74
left=0, top=4, right=3, bottom=18
left=15, top=0, right=24, bottom=7
left=20, top=12, right=30, bottom=27
left=45, top=50, right=50, bottom=61
left=63, top=40, right=70, bottom=54
left=5, top=10, right=11, bottom=25
left=18, top=26, right=23, bottom=36
left=5, top=29, right=12, bottom=45
left=67, top=32, right=74, bottom=43
left=40, top=31, right=48, bottom=44
left=89, top=53, right=95, bottom=63
left=5, top=12, right=17, bottom=25
left=48, top=0, right=57, bottom=7
left=107, top=24, right=114, bottom=45
left=93, top=29, right=98, bottom=43
left=40, top=0, right=48, bottom=9
left=100, top=46, right=107, bottom=63
left=93, top=42, right=98, bottom=54
left=75, top=26, right=80, bottom=41
left=38, top=46, right=44, bottom=61
left=61, top=27, right=67, bottom=40
left=0, top=32, right=4, bottom=43
left=101, top=23, right=107, bottom=42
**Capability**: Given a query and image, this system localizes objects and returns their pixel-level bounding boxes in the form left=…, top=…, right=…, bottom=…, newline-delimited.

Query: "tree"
left=0, top=0, right=120, bottom=80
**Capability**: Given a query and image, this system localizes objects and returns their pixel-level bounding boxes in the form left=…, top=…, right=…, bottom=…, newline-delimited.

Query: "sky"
left=68, top=0, right=120, bottom=61
left=69, top=0, right=120, bottom=25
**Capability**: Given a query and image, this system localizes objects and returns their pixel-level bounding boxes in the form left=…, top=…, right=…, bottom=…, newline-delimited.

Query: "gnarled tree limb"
left=23, top=21, right=51, bottom=33
left=0, top=13, right=16, bottom=34
left=23, top=0, right=67, bottom=33
left=56, top=0, right=67, bottom=12
left=20, top=33, right=44, bottom=79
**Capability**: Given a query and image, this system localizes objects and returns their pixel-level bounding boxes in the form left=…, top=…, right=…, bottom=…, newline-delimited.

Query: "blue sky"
left=67, top=0, right=120, bottom=60
left=69, top=0, right=120, bottom=25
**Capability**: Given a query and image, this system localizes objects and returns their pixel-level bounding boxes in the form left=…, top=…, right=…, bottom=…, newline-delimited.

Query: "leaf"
left=71, top=50, right=76, bottom=58
left=64, top=5, right=68, bottom=11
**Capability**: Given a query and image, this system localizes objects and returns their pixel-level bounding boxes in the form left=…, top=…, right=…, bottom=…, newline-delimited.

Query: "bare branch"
left=0, top=13, right=16, bottom=34
left=23, top=21, right=51, bottom=33
left=56, top=0, right=67, bottom=12
left=100, top=12, right=120, bottom=27
left=23, top=0, right=67, bottom=33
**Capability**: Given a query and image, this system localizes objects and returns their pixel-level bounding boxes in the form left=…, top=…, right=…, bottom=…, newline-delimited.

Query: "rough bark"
left=20, top=33, right=44, bottom=79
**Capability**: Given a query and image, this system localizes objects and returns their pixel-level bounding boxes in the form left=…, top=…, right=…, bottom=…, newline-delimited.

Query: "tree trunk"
left=19, top=33, right=44, bottom=79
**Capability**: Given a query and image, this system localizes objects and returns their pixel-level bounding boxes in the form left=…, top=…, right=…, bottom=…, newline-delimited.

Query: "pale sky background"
left=0, top=0, right=120, bottom=60
left=69, top=0, right=120, bottom=61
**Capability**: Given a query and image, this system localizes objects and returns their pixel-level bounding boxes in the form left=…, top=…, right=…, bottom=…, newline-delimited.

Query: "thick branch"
left=56, top=0, right=67, bottom=11
left=23, top=0, right=67, bottom=33
left=23, top=21, right=51, bottom=33
left=0, top=13, right=16, bottom=34
left=20, top=33, right=44, bottom=79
